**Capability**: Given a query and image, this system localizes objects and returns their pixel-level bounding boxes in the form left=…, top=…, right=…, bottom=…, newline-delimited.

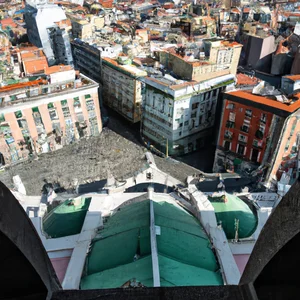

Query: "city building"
left=24, top=1, right=73, bottom=66
left=0, top=30, right=13, bottom=81
left=213, top=88, right=300, bottom=188
left=142, top=73, right=235, bottom=155
left=159, top=40, right=242, bottom=81
left=19, top=155, right=244, bottom=288
left=140, top=40, right=242, bottom=155
left=0, top=68, right=101, bottom=165
left=241, top=34, right=275, bottom=71
left=71, top=39, right=102, bottom=83
left=102, top=57, right=147, bottom=123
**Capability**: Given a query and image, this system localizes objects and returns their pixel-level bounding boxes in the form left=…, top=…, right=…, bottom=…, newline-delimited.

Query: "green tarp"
left=210, top=193, right=258, bottom=239
left=43, top=197, right=91, bottom=238
left=81, top=199, right=223, bottom=289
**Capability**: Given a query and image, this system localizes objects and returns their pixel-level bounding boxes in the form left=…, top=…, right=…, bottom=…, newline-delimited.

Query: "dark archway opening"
left=0, top=230, right=47, bottom=300
left=254, top=231, right=300, bottom=300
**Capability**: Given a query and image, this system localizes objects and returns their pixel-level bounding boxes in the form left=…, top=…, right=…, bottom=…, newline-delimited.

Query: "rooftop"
left=103, top=57, right=147, bottom=78
left=0, top=72, right=98, bottom=110
left=81, top=199, right=223, bottom=289
left=225, top=90, right=300, bottom=116
left=236, top=73, right=261, bottom=86
left=208, top=193, right=258, bottom=240
left=284, top=75, right=300, bottom=81
left=43, top=197, right=92, bottom=238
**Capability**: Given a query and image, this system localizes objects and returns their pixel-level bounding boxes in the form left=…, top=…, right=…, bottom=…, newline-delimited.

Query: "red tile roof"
left=284, top=75, right=300, bottom=81
left=0, top=79, right=48, bottom=93
left=0, top=18, right=17, bottom=28
left=236, top=73, right=260, bottom=86
left=226, top=90, right=300, bottom=113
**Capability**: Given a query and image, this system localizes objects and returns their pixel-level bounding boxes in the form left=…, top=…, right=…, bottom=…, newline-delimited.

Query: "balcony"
left=224, top=132, right=233, bottom=140
left=255, top=130, right=264, bottom=140
left=253, top=139, right=263, bottom=148
left=240, top=125, right=249, bottom=133
left=225, top=120, right=235, bottom=129
left=238, top=134, right=248, bottom=144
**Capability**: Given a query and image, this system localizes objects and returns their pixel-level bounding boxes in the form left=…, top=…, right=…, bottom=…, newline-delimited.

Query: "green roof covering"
left=209, top=193, right=258, bottom=240
left=43, top=197, right=91, bottom=238
left=81, top=199, right=223, bottom=289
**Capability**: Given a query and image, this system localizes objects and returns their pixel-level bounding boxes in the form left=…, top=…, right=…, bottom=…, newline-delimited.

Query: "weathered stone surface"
left=241, top=177, right=300, bottom=285
left=0, top=129, right=199, bottom=195
left=0, top=181, right=61, bottom=299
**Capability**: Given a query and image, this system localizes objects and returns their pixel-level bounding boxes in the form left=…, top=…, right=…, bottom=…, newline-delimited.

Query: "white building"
left=142, top=74, right=235, bottom=155
left=24, top=1, right=73, bottom=66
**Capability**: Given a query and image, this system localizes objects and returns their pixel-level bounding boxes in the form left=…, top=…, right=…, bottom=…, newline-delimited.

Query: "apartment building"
left=71, top=39, right=102, bottom=83
left=0, top=68, right=101, bottom=165
left=159, top=40, right=242, bottom=82
left=102, top=57, right=147, bottom=123
left=213, top=90, right=300, bottom=187
left=142, top=74, right=235, bottom=155
left=24, top=1, right=73, bottom=66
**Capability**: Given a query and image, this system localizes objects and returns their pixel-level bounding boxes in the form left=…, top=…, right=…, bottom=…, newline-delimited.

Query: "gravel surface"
left=0, top=127, right=200, bottom=195
left=0, top=129, right=146, bottom=195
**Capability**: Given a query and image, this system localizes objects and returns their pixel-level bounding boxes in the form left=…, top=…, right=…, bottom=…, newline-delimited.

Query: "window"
left=48, top=102, right=55, bottom=109
left=253, top=139, right=263, bottom=148
left=251, top=148, right=260, bottom=163
left=213, top=89, right=217, bottom=97
left=245, top=109, right=252, bottom=118
left=241, top=124, right=249, bottom=133
left=237, top=144, right=245, bottom=155
left=226, top=120, right=235, bottom=128
left=255, top=129, right=264, bottom=140
left=48, top=103, right=58, bottom=120
left=191, top=112, right=197, bottom=118
left=0, top=114, right=5, bottom=123
left=229, top=112, right=236, bottom=122
left=238, top=134, right=248, bottom=143
left=179, top=123, right=183, bottom=127
left=184, top=121, right=189, bottom=126
left=61, top=100, right=68, bottom=107
left=261, top=113, right=267, bottom=123
left=223, top=140, right=231, bottom=151
left=74, top=98, right=82, bottom=113
left=224, top=130, right=233, bottom=140
left=205, top=92, right=211, bottom=100
left=285, top=139, right=290, bottom=151
left=192, top=103, right=199, bottom=110
left=49, top=109, right=58, bottom=120
left=226, top=103, right=235, bottom=110
left=259, top=124, right=265, bottom=133
left=85, top=94, right=92, bottom=99
left=15, top=111, right=22, bottom=119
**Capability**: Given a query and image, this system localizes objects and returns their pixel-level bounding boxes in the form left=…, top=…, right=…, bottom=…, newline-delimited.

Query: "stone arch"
left=240, top=177, right=300, bottom=300
left=0, top=181, right=61, bottom=299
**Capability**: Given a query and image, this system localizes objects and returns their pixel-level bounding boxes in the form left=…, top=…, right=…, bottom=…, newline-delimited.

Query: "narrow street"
left=105, top=106, right=216, bottom=173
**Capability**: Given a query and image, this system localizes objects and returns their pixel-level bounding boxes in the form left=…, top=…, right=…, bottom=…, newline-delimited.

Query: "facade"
left=142, top=74, right=235, bottom=155
left=159, top=40, right=242, bottom=82
left=213, top=90, right=300, bottom=187
left=241, top=34, right=275, bottom=70
left=19, top=158, right=242, bottom=288
left=71, top=39, right=102, bottom=83
left=102, top=57, right=147, bottom=123
left=0, top=70, right=101, bottom=165
left=24, top=1, right=73, bottom=66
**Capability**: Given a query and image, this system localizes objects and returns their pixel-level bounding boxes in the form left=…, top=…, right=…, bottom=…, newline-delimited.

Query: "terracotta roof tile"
left=284, top=75, right=300, bottom=81
left=236, top=73, right=260, bottom=86
left=226, top=90, right=300, bottom=113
